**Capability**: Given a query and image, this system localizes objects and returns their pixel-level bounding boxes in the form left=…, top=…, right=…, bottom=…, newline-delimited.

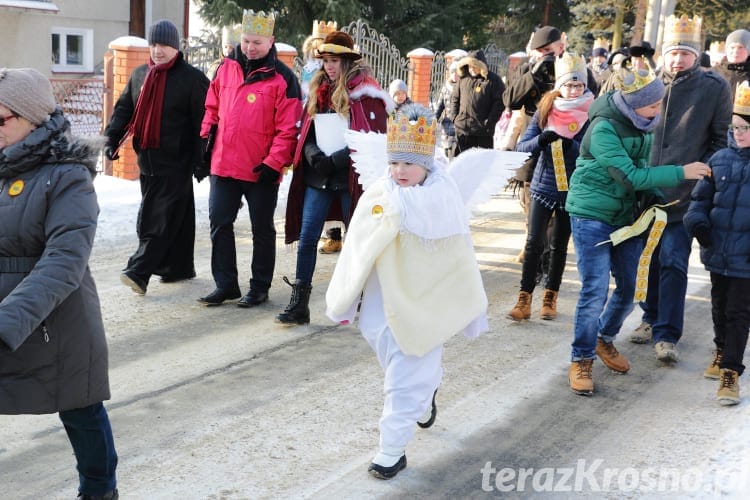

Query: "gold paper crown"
left=735, top=81, right=750, bottom=116
left=709, top=41, right=725, bottom=53
left=221, top=24, right=242, bottom=46
left=662, top=14, right=702, bottom=46
left=555, top=52, right=587, bottom=83
left=312, top=20, right=337, bottom=39
left=618, top=60, right=658, bottom=94
left=387, top=113, right=437, bottom=158
left=593, top=37, right=609, bottom=50
left=242, top=9, right=275, bottom=37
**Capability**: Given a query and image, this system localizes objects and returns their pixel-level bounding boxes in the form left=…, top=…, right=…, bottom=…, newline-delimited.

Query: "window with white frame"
left=51, top=27, right=93, bottom=73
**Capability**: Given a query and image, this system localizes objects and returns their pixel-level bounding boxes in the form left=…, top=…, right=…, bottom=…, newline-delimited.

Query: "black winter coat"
left=0, top=109, right=110, bottom=414
left=105, top=53, right=209, bottom=177
left=450, top=52, right=505, bottom=138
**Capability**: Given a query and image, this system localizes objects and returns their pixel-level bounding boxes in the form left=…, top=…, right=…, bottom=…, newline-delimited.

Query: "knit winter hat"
left=618, top=66, right=665, bottom=109
left=726, top=29, right=750, bottom=51
left=530, top=26, right=561, bottom=51
left=148, top=19, right=180, bottom=50
left=554, top=52, right=587, bottom=90
left=0, top=67, right=56, bottom=125
left=389, top=79, right=408, bottom=99
left=387, top=104, right=437, bottom=170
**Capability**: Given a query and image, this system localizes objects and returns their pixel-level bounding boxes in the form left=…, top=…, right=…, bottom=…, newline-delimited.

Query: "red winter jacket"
left=201, top=47, right=302, bottom=182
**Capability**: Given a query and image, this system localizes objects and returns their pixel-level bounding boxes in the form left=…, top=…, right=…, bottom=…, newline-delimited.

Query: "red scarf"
left=129, top=53, right=180, bottom=149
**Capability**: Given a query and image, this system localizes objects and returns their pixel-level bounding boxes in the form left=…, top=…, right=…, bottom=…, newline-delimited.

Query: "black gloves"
left=531, top=54, right=556, bottom=80
left=193, top=162, right=210, bottom=183
left=538, top=130, right=560, bottom=147
left=104, top=145, right=119, bottom=161
left=192, top=137, right=212, bottom=182
left=253, top=163, right=280, bottom=184
left=312, top=147, right=350, bottom=177
left=692, top=224, right=712, bottom=248
left=330, top=147, right=351, bottom=169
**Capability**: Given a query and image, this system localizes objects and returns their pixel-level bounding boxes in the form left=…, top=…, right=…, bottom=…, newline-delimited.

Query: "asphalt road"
left=1, top=192, right=748, bottom=499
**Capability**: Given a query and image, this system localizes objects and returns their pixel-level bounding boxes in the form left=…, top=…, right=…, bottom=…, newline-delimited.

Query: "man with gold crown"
left=325, top=103, right=532, bottom=478
left=199, top=10, right=302, bottom=307
left=628, top=15, right=732, bottom=365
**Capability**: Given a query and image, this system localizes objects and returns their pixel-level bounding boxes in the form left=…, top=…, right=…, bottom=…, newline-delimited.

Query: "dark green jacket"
left=565, top=92, right=684, bottom=227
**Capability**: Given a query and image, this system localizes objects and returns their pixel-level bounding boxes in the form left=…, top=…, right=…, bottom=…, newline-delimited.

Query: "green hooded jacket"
left=565, top=92, right=684, bottom=227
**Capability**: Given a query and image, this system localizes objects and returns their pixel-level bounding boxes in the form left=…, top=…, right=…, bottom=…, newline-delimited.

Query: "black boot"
left=275, top=276, right=312, bottom=325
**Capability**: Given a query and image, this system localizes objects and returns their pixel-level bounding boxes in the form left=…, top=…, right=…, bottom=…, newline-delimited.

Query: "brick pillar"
left=406, top=48, right=435, bottom=106
left=105, top=37, right=150, bottom=180
left=275, top=42, right=298, bottom=71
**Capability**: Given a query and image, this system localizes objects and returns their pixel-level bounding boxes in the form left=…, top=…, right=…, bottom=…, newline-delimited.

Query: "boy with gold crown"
left=684, top=82, right=750, bottom=406
left=564, top=61, right=711, bottom=396
left=325, top=104, right=492, bottom=479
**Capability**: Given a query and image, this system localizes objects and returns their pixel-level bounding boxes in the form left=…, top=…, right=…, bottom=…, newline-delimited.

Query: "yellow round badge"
left=568, top=122, right=579, bottom=132
left=371, top=204, right=384, bottom=218
left=247, top=93, right=257, bottom=104
left=8, top=179, right=24, bottom=197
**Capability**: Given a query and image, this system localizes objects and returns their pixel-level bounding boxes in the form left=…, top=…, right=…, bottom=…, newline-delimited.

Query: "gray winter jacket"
left=650, top=63, right=732, bottom=222
left=0, top=109, right=110, bottom=414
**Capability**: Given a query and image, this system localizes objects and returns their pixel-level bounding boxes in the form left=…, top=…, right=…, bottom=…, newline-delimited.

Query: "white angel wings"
left=344, top=129, right=529, bottom=212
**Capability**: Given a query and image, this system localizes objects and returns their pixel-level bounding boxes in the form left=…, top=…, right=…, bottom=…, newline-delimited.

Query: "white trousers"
left=360, top=273, right=443, bottom=454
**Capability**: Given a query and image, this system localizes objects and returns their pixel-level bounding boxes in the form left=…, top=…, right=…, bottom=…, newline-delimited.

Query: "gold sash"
left=595, top=201, right=678, bottom=302
left=551, top=139, right=568, bottom=191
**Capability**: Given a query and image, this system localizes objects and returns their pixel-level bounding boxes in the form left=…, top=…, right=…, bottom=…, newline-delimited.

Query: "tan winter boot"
left=507, top=291, right=532, bottom=321
left=569, top=359, right=594, bottom=396
left=717, top=368, right=740, bottom=406
left=704, top=349, right=723, bottom=379
left=595, top=338, right=631, bottom=373
left=539, top=289, right=558, bottom=320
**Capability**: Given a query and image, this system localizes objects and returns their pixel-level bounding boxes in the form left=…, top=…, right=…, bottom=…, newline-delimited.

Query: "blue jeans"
left=570, top=217, right=643, bottom=360
left=295, top=186, right=351, bottom=284
left=638, top=221, right=692, bottom=344
left=59, top=402, right=118, bottom=496
left=209, top=176, right=278, bottom=293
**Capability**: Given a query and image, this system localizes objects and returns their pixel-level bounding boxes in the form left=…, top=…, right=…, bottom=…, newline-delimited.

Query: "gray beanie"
left=389, top=79, right=408, bottom=98
left=726, top=29, right=750, bottom=51
left=0, top=67, right=56, bottom=125
left=148, top=19, right=180, bottom=50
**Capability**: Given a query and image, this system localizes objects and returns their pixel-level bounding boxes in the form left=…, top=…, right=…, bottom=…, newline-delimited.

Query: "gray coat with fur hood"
left=0, top=108, right=110, bottom=414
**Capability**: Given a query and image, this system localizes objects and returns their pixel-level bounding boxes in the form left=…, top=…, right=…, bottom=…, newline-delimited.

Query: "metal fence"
left=182, top=31, right=222, bottom=76
left=50, top=78, right=105, bottom=136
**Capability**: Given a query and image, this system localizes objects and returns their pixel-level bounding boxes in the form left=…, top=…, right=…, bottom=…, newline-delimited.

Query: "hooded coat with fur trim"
left=450, top=50, right=506, bottom=138
left=0, top=109, right=110, bottom=414
left=284, top=69, right=393, bottom=244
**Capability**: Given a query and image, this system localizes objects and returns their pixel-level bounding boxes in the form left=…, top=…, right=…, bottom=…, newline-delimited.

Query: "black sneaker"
left=77, top=489, right=118, bottom=500
left=160, top=271, right=196, bottom=283
left=368, top=455, right=406, bottom=480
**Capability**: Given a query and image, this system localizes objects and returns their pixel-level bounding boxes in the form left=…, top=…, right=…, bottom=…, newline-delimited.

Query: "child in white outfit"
left=326, top=104, right=488, bottom=479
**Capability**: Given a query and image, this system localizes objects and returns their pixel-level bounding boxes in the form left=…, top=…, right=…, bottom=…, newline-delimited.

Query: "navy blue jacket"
left=684, top=135, right=750, bottom=278
left=516, top=111, right=587, bottom=204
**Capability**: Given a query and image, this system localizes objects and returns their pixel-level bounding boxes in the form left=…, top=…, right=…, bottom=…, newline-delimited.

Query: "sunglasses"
left=0, top=113, right=19, bottom=127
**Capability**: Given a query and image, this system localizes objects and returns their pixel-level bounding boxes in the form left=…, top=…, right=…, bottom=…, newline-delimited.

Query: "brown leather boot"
left=539, top=289, right=558, bottom=320
left=595, top=338, right=631, bottom=373
left=569, top=359, right=594, bottom=396
left=507, top=291, right=532, bottom=321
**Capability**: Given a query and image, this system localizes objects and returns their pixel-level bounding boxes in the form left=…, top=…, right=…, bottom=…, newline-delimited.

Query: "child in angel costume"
left=326, top=104, right=527, bottom=479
